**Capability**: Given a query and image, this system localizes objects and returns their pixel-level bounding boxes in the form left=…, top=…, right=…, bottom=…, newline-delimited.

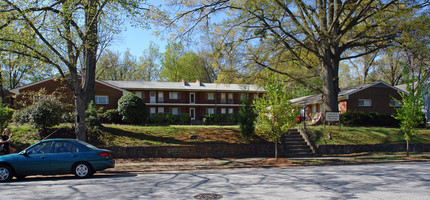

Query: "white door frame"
left=190, top=92, right=195, bottom=104
left=189, top=108, right=196, bottom=120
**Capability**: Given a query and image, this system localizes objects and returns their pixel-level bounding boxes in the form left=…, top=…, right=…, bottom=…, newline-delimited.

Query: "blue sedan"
left=0, top=139, right=115, bottom=182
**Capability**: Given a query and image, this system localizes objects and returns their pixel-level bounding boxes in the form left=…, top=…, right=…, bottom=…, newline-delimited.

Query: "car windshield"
left=76, top=140, right=99, bottom=150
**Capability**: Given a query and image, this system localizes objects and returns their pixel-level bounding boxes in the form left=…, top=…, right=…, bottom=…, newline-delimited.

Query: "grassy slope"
left=309, top=126, right=430, bottom=145
left=7, top=124, right=430, bottom=148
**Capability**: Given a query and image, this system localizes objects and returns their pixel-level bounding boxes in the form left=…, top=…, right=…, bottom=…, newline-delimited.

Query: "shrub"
left=101, top=109, right=123, bottom=124
left=238, top=99, right=257, bottom=139
left=117, top=93, right=147, bottom=125
left=12, top=107, right=31, bottom=124
left=179, top=113, right=190, bottom=124
left=29, top=99, right=65, bottom=137
left=341, top=110, right=399, bottom=127
left=0, top=104, right=14, bottom=130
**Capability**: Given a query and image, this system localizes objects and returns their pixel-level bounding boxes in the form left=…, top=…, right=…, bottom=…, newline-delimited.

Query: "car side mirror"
left=19, top=150, right=29, bottom=156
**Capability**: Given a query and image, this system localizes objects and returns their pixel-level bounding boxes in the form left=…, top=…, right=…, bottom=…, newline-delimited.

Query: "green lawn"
left=7, top=123, right=430, bottom=149
left=308, top=126, right=430, bottom=145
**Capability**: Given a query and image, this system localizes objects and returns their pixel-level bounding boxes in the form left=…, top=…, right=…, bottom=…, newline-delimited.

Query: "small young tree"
left=117, top=93, right=147, bottom=125
left=393, top=64, right=428, bottom=156
left=238, top=98, right=257, bottom=139
left=254, top=76, right=300, bottom=159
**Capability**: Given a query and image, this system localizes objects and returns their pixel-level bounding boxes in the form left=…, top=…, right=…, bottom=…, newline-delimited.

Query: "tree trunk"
left=75, top=93, right=87, bottom=141
left=275, top=142, right=278, bottom=159
left=83, top=0, right=98, bottom=106
left=406, top=141, right=410, bottom=157
left=320, top=50, right=341, bottom=116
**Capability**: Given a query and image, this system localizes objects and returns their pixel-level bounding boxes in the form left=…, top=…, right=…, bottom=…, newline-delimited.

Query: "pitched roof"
left=104, top=80, right=265, bottom=92
left=291, top=81, right=404, bottom=105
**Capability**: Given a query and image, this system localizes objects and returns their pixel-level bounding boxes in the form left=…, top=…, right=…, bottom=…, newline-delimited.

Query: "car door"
left=14, top=141, right=54, bottom=175
left=50, top=141, right=81, bottom=174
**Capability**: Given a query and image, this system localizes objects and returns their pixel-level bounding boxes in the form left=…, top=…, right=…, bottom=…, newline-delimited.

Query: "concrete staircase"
left=281, top=129, right=314, bottom=157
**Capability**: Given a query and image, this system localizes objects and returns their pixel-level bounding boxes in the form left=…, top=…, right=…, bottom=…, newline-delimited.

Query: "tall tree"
left=254, top=75, right=300, bottom=159
left=152, top=0, right=429, bottom=117
left=137, top=41, right=161, bottom=81
left=0, top=0, right=148, bottom=141
left=160, top=43, right=215, bottom=82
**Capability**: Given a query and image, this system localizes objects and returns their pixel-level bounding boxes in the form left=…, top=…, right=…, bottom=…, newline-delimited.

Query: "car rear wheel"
left=73, top=162, right=93, bottom=178
left=0, top=164, right=13, bottom=182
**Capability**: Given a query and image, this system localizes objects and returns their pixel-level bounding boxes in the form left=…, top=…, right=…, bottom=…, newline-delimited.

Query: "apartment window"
left=158, top=107, right=164, bottom=113
left=358, top=99, right=372, bottom=107
left=207, top=93, right=216, bottom=100
left=389, top=100, right=402, bottom=108
left=206, top=108, right=215, bottom=114
left=158, top=92, right=164, bottom=103
left=228, top=93, right=233, bottom=104
left=221, top=93, right=226, bottom=104
left=228, top=108, right=234, bottom=114
left=150, top=107, right=156, bottom=114
left=95, top=96, right=108, bottom=104
left=169, top=92, right=180, bottom=100
left=239, top=93, right=247, bottom=102
left=253, top=94, right=258, bottom=100
left=221, top=108, right=226, bottom=114
left=135, top=91, right=145, bottom=100
left=170, top=107, right=180, bottom=115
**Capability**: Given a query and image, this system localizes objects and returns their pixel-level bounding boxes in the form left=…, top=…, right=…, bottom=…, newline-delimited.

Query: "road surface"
left=2, top=162, right=430, bottom=199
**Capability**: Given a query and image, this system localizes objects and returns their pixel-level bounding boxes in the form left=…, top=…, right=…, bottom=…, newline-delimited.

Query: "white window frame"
left=206, top=108, right=215, bottom=114
left=358, top=99, right=372, bottom=107
left=221, top=93, right=226, bottom=104
left=170, top=107, right=180, bottom=115
left=207, top=93, right=215, bottom=100
left=158, top=107, right=164, bottom=113
left=221, top=108, right=227, bottom=114
left=150, top=107, right=156, bottom=114
left=95, top=96, right=109, bottom=104
left=228, top=108, right=234, bottom=114
left=169, top=92, right=180, bottom=100
left=228, top=93, right=233, bottom=104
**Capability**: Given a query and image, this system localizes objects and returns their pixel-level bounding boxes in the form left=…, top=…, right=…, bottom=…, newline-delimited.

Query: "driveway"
left=2, top=162, right=430, bottom=199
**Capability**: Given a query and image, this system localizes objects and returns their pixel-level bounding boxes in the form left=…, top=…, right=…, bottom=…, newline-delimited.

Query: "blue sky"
left=110, top=24, right=167, bottom=57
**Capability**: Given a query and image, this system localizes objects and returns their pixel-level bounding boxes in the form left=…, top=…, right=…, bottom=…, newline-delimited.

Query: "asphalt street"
left=2, top=162, right=430, bottom=200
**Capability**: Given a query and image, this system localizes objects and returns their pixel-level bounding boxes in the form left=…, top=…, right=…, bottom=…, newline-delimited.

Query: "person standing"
left=0, top=128, right=11, bottom=155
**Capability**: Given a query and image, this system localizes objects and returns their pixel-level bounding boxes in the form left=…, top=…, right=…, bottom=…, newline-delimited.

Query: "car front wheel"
left=73, top=162, right=93, bottom=178
left=0, top=164, right=13, bottom=182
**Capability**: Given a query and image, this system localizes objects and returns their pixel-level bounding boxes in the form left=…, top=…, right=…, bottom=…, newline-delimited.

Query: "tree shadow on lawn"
left=101, top=126, right=232, bottom=145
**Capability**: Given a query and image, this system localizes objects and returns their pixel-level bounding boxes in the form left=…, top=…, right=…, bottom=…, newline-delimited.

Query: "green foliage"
left=117, top=93, right=147, bottom=125
left=202, top=113, right=238, bottom=125
left=179, top=113, right=191, bottom=124
left=101, top=109, right=123, bottom=124
left=393, top=64, right=427, bottom=155
left=29, top=99, right=65, bottom=136
left=0, top=104, right=14, bottom=131
left=85, top=101, right=102, bottom=128
left=341, top=111, right=399, bottom=127
left=149, top=113, right=189, bottom=125
left=12, top=107, right=31, bottom=124
left=254, top=75, right=300, bottom=158
left=238, top=99, right=257, bottom=139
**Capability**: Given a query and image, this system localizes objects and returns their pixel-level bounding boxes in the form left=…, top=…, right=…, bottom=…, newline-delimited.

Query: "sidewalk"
left=103, top=153, right=430, bottom=174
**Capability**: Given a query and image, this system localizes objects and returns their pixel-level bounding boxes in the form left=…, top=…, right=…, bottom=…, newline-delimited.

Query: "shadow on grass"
left=101, top=126, right=234, bottom=146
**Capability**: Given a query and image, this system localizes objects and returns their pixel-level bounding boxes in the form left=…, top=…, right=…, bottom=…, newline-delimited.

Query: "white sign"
left=326, top=112, right=340, bottom=122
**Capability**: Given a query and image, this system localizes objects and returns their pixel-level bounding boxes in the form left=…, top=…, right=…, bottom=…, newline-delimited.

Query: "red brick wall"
left=347, top=86, right=402, bottom=114
left=14, top=79, right=124, bottom=111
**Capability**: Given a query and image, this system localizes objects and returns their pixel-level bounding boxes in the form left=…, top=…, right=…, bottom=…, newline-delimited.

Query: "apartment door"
left=189, top=108, right=195, bottom=120
left=190, top=93, right=195, bottom=104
